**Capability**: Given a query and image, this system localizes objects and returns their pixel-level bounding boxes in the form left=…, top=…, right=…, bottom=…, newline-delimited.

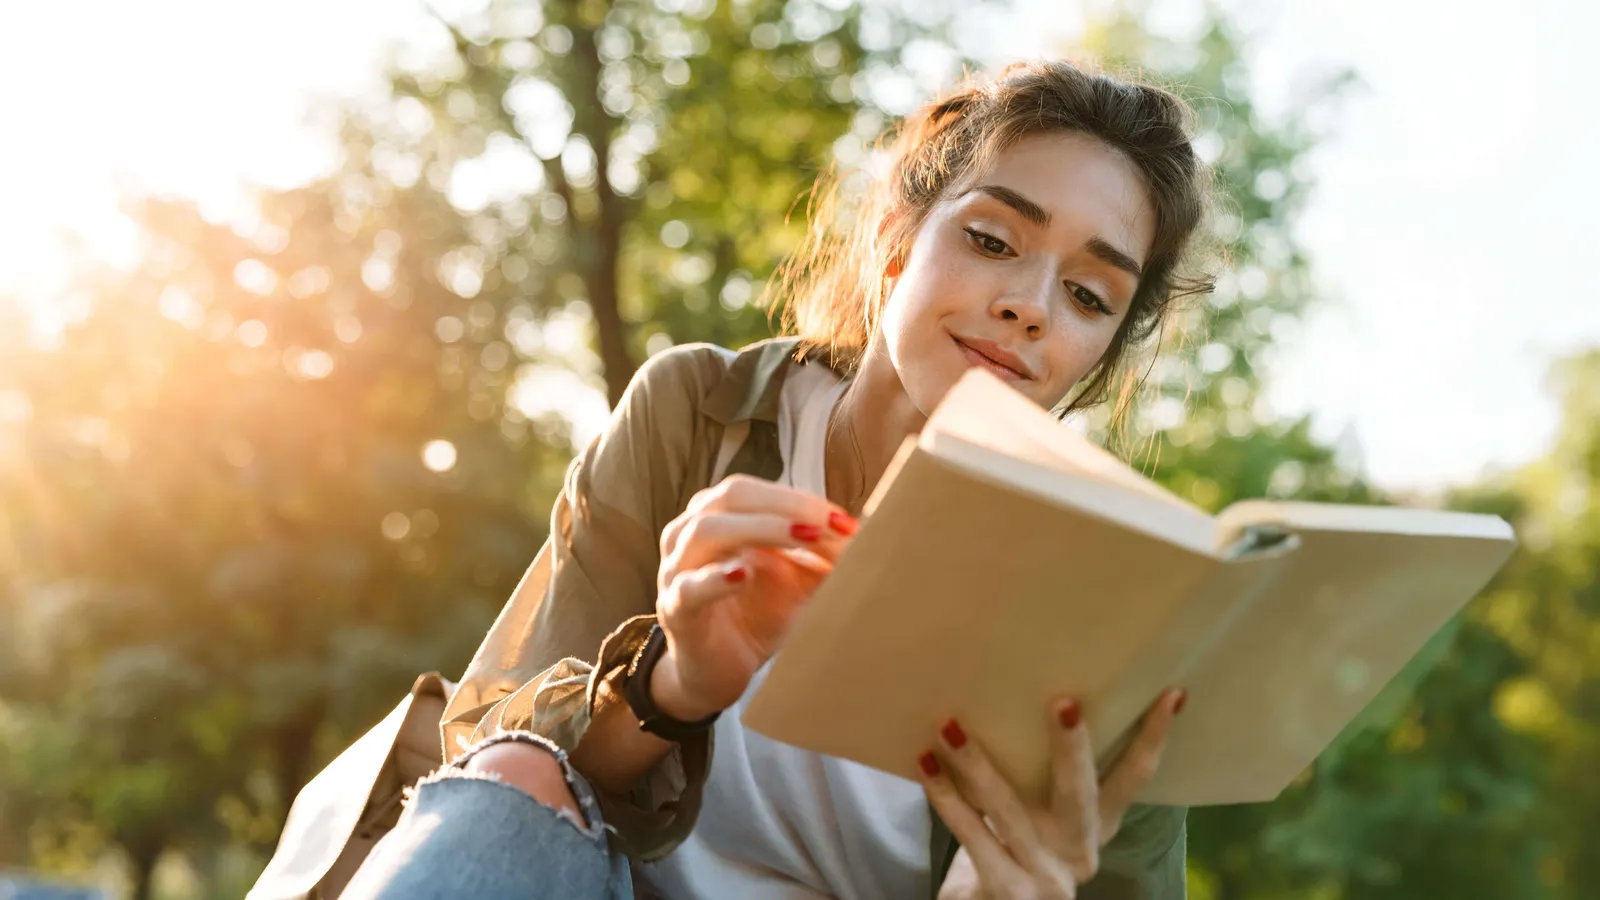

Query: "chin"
left=881, top=332, right=968, bottom=418
left=901, top=362, right=967, bottom=419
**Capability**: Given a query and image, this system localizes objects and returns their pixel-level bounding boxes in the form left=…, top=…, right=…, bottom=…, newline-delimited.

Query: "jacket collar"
left=702, top=336, right=810, bottom=426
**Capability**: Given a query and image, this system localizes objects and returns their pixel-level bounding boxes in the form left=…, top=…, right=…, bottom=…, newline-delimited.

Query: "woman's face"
left=879, top=131, right=1157, bottom=414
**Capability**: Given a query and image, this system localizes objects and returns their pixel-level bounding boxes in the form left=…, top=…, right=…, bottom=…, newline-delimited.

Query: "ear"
left=878, top=214, right=905, bottom=279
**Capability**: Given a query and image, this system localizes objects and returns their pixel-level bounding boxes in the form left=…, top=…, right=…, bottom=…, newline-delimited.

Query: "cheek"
left=1038, top=322, right=1119, bottom=406
left=880, top=258, right=977, bottom=412
left=881, top=278, right=949, bottom=380
left=882, top=243, right=953, bottom=352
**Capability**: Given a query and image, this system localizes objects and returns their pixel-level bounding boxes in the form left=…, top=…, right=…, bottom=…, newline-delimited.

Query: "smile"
left=951, top=335, right=1032, bottom=381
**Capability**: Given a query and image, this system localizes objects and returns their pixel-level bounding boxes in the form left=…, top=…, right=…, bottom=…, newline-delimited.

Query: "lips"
left=952, top=335, right=1033, bottom=381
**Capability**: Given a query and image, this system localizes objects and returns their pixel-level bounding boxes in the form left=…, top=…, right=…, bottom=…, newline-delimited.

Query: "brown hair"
left=774, top=59, right=1215, bottom=423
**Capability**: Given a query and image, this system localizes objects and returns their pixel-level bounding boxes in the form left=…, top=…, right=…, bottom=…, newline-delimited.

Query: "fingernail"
left=724, top=565, right=748, bottom=584
left=1057, top=698, right=1081, bottom=729
left=918, top=751, right=941, bottom=778
left=791, top=522, right=821, bottom=542
left=939, top=718, right=967, bottom=750
left=828, top=511, right=858, bottom=535
left=1172, top=690, right=1188, bottom=716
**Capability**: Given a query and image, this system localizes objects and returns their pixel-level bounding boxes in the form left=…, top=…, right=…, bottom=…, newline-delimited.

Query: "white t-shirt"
left=637, top=362, right=933, bottom=900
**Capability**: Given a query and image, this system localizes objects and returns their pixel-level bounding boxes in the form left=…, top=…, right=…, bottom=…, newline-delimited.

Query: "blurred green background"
left=0, top=1, right=1594, bottom=898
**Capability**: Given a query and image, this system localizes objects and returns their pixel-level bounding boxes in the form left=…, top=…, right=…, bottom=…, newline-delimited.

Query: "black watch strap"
left=621, top=624, right=721, bottom=742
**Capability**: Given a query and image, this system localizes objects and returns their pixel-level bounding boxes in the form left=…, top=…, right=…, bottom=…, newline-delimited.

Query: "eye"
left=964, top=227, right=1013, bottom=257
left=1067, top=283, right=1113, bottom=316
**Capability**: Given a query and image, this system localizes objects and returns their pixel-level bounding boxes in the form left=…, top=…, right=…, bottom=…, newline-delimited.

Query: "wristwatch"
left=621, top=624, right=721, bottom=741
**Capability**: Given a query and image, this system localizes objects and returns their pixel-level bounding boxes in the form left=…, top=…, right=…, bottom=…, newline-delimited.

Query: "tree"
left=0, top=0, right=979, bottom=889
left=380, top=0, right=962, bottom=405
left=1080, top=10, right=1559, bottom=899
left=0, top=185, right=560, bottom=891
left=1446, top=351, right=1600, bottom=898
left=1080, top=10, right=1362, bottom=504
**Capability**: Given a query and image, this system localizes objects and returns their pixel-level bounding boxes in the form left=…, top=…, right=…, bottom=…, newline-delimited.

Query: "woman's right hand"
left=649, top=474, right=858, bottom=721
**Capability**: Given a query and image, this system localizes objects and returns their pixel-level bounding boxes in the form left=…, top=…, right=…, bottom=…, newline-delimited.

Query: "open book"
left=741, top=369, right=1516, bottom=806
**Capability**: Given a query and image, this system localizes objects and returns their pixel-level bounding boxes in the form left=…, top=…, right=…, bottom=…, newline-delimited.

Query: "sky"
left=0, top=0, right=1595, bottom=492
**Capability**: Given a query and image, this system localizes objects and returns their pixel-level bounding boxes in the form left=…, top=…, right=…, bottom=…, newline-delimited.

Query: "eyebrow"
left=1085, top=235, right=1144, bottom=280
left=970, top=184, right=1050, bottom=227
left=968, top=184, right=1144, bottom=280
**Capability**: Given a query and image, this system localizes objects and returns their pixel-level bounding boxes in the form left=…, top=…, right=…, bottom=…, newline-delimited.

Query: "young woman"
left=345, top=58, right=1212, bottom=900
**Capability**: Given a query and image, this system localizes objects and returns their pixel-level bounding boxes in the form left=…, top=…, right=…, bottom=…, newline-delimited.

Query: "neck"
left=826, top=339, right=928, bottom=515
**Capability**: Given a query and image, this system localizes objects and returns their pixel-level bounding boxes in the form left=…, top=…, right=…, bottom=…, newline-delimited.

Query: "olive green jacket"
left=440, top=337, right=1187, bottom=899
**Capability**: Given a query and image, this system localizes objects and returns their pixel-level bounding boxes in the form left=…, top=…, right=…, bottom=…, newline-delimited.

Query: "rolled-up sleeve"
left=440, top=344, right=730, bottom=860
left=1082, top=804, right=1188, bottom=899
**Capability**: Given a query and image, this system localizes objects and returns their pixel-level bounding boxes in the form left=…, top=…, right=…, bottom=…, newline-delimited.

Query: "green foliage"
left=0, top=185, right=557, bottom=891
left=1086, top=11, right=1581, bottom=900
left=371, top=0, right=957, bottom=403
left=1447, top=350, right=1600, bottom=898
left=1085, top=10, right=1363, bottom=509
left=0, top=0, right=972, bottom=887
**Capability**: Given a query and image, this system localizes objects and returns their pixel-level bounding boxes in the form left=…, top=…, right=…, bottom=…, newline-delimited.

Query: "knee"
left=462, top=741, right=583, bottom=823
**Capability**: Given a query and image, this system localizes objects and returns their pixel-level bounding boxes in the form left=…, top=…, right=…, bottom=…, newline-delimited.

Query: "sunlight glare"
left=422, top=439, right=458, bottom=472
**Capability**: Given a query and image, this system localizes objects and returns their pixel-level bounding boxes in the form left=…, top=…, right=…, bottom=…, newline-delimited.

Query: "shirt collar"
left=702, top=337, right=807, bottom=426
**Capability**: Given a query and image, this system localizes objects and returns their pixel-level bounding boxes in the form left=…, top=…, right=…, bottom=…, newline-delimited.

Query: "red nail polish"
left=724, top=565, right=748, bottom=584
left=1172, top=690, right=1188, bottom=715
left=1057, top=699, right=1081, bottom=729
left=940, top=718, right=967, bottom=750
left=828, top=511, right=858, bottom=536
left=918, top=751, right=941, bottom=778
left=791, top=522, right=821, bottom=542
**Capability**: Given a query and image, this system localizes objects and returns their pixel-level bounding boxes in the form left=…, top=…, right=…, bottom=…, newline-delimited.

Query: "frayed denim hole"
left=410, top=769, right=603, bottom=840
left=416, top=731, right=604, bottom=840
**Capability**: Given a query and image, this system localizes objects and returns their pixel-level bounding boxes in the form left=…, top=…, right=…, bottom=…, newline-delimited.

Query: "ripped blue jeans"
left=341, top=732, right=634, bottom=900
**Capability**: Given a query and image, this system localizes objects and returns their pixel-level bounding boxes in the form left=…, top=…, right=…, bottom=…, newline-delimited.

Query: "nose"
left=990, top=270, right=1052, bottom=338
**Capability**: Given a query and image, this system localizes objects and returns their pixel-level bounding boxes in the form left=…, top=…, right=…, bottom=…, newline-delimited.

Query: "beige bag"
left=248, top=674, right=450, bottom=900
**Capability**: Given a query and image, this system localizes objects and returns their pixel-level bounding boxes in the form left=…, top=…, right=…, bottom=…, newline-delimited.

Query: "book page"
left=921, top=431, right=1216, bottom=558
left=924, top=369, right=1196, bottom=511
left=1217, top=499, right=1519, bottom=547
left=1141, top=513, right=1515, bottom=805
left=1091, top=541, right=1300, bottom=772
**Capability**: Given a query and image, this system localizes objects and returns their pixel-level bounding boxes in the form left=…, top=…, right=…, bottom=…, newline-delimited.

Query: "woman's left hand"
left=920, top=689, right=1186, bottom=900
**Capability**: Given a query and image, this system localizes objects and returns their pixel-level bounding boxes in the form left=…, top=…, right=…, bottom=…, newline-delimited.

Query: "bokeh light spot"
left=238, top=320, right=269, bottom=347
left=381, top=511, right=411, bottom=541
left=422, top=439, right=457, bottom=472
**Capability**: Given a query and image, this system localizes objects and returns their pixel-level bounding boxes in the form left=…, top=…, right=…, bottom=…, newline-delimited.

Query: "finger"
left=934, top=718, right=1053, bottom=876
left=935, top=848, right=982, bottom=900
left=748, top=539, right=839, bottom=582
left=1097, top=688, right=1184, bottom=837
left=749, top=546, right=833, bottom=588
left=659, top=547, right=836, bottom=632
left=1047, top=697, right=1101, bottom=879
left=668, top=511, right=851, bottom=576
left=663, top=476, right=858, bottom=566
left=688, top=475, right=859, bottom=537
left=660, top=556, right=754, bottom=617
left=917, top=749, right=1027, bottom=894
left=740, top=550, right=828, bottom=626
left=659, top=509, right=690, bottom=563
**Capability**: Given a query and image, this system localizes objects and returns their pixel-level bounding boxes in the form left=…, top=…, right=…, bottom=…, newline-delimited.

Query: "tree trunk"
left=270, top=704, right=325, bottom=836
left=128, top=844, right=161, bottom=900
left=589, top=204, right=633, bottom=408
left=568, top=15, right=635, bottom=407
